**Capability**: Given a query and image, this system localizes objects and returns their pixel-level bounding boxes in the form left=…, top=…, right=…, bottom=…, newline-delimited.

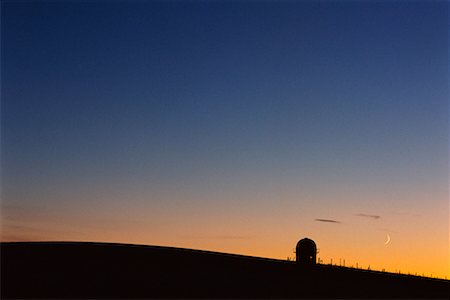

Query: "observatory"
left=296, top=238, right=317, bottom=265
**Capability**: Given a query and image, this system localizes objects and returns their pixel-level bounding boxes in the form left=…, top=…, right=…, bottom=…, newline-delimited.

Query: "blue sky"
left=1, top=0, right=449, bottom=278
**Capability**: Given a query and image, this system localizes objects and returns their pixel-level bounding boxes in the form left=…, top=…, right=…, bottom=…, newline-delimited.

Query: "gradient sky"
left=1, top=0, right=449, bottom=278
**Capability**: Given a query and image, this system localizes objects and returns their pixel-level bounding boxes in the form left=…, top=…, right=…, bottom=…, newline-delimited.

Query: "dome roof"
left=296, top=238, right=316, bottom=248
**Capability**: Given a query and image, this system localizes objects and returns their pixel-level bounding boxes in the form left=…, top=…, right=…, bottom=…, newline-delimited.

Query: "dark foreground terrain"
left=1, top=242, right=448, bottom=299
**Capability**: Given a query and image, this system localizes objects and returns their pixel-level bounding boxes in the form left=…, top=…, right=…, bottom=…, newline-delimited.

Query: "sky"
left=1, top=0, right=448, bottom=278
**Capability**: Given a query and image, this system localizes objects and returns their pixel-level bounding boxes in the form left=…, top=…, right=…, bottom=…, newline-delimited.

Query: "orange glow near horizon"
left=2, top=191, right=448, bottom=280
left=1, top=230, right=448, bottom=280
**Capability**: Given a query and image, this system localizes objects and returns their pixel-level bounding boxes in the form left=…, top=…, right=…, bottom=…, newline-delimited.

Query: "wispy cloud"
left=314, top=219, right=341, bottom=224
left=179, top=234, right=254, bottom=240
left=1, top=224, right=48, bottom=242
left=377, top=228, right=398, bottom=234
left=0, top=222, right=83, bottom=242
left=355, top=213, right=380, bottom=220
left=393, top=212, right=422, bottom=217
left=0, top=233, right=45, bottom=242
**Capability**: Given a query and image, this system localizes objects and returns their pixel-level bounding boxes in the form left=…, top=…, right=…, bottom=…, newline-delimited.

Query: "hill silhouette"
left=1, top=242, right=448, bottom=299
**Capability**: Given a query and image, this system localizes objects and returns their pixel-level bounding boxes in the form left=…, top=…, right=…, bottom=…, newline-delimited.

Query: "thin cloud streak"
left=393, top=212, right=423, bottom=217
left=179, top=234, right=254, bottom=240
left=314, top=219, right=341, bottom=224
left=355, top=213, right=381, bottom=220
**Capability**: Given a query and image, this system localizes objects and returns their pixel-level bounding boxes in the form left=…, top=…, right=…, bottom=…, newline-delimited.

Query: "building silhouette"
left=296, top=238, right=316, bottom=265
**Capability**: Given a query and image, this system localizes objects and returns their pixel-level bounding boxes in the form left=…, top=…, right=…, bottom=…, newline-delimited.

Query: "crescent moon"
left=384, top=234, right=391, bottom=245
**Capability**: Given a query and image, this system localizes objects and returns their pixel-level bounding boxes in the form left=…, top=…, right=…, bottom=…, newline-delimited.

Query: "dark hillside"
left=1, top=242, right=448, bottom=299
